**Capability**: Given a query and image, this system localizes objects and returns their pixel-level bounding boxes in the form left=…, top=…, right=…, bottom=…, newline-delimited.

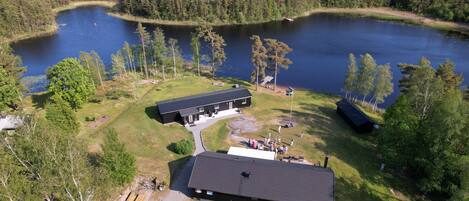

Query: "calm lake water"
left=11, top=6, right=469, bottom=106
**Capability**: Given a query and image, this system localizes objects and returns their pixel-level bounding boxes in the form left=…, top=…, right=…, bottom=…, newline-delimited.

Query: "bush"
left=105, top=89, right=131, bottom=100
left=89, top=96, right=104, bottom=103
left=85, top=115, right=96, bottom=122
left=171, top=139, right=193, bottom=155
left=101, top=129, right=136, bottom=185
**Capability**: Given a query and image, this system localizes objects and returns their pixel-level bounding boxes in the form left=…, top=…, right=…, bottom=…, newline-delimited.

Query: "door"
left=229, top=102, right=233, bottom=109
left=188, top=115, right=193, bottom=123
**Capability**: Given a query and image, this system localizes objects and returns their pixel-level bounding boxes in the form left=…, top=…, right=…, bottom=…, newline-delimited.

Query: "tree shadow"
left=31, top=92, right=51, bottom=109
left=220, top=77, right=251, bottom=88
left=273, top=96, right=415, bottom=200
left=167, top=156, right=194, bottom=197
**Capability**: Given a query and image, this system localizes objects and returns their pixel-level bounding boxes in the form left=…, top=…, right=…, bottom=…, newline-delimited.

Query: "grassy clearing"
left=201, top=86, right=415, bottom=201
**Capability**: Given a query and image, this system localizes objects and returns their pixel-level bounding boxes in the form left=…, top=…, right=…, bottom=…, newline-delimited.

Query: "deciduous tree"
left=0, top=67, right=21, bottom=112
left=372, top=64, right=393, bottom=108
left=199, top=26, right=226, bottom=78
left=47, top=58, right=95, bottom=109
left=153, top=28, right=167, bottom=80
left=101, top=129, right=136, bottom=185
left=344, top=53, right=357, bottom=99
left=356, top=53, right=377, bottom=103
left=45, top=95, right=79, bottom=134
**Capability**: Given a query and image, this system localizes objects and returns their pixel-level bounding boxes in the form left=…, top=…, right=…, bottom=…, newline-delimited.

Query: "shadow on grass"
left=274, top=99, right=415, bottom=200
left=220, top=77, right=251, bottom=88
left=31, top=92, right=51, bottom=109
left=145, top=105, right=163, bottom=123
left=167, top=156, right=194, bottom=197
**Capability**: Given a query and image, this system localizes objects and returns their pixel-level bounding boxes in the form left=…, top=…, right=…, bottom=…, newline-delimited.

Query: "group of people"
left=247, top=133, right=294, bottom=154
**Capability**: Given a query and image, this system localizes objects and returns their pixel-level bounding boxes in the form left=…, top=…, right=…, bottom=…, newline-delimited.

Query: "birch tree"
left=344, top=53, right=357, bottom=99
left=153, top=28, right=167, bottom=80
left=168, top=38, right=179, bottom=78
left=356, top=53, right=377, bottom=103
left=122, top=42, right=135, bottom=73
left=372, top=64, right=393, bottom=109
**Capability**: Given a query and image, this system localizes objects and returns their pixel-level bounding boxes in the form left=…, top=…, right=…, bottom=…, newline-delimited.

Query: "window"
left=206, top=191, right=213, bottom=196
left=198, top=107, right=204, bottom=113
left=242, top=98, right=247, bottom=104
left=195, top=189, right=202, bottom=194
left=214, top=104, right=220, bottom=110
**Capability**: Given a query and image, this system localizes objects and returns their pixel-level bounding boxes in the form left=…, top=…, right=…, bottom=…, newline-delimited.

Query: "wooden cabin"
left=336, top=98, right=376, bottom=133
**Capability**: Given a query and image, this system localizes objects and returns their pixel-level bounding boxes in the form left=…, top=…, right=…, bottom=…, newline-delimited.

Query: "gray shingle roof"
left=188, top=152, right=335, bottom=201
left=157, top=87, right=252, bottom=114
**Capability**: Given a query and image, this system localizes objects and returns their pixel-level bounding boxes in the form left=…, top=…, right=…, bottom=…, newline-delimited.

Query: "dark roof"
left=188, top=152, right=335, bottom=201
left=157, top=87, right=252, bottom=114
left=336, top=99, right=374, bottom=127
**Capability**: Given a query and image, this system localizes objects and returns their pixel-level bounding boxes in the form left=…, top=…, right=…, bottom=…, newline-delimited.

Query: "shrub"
left=89, top=96, right=104, bottom=103
left=105, top=89, right=131, bottom=100
left=171, top=139, right=193, bottom=155
left=85, top=115, right=96, bottom=122
left=101, top=129, right=136, bottom=185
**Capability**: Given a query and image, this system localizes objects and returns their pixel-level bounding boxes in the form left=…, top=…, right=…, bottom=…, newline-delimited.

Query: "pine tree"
left=136, top=23, right=150, bottom=79
left=250, top=35, right=268, bottom=91
left=436, top=59, right=463, bottom=90
left=153, top=28, right=167, bottom=80
left=264, top=38, right=293, bottom=92
left=199, top=26, right=226, bottom=78
left=344, top=53, right=357, bottom=99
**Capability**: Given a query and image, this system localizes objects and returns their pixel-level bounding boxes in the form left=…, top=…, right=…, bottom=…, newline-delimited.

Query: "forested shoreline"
left=116, top=0, right=468, bottom=25
left=0, top=0, right=115, bottom=43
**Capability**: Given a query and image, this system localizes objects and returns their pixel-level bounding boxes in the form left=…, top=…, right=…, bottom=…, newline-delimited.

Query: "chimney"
left=323, top=156, right=329, bottom=168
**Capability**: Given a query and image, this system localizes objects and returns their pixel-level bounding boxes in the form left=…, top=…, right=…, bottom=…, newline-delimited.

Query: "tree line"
left=116, top=0, right=468, bottom=24
left=378, top=57, right=468, bottom=200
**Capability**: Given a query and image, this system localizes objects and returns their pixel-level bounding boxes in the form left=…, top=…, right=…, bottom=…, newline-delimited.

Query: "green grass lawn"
left=24, top=75, right=414, bottom=200
left=201, top=86, right=415, bottom=201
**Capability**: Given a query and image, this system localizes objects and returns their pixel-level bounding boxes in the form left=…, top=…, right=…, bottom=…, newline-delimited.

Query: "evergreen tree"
left=191, top=32, right=202, bottom=76
left=250, top=35, right=268, bottom=91
left=136, top=23, right=150, bottom=79
left=344, top=53, right=357, bottom=99
left=199, top=26, right=226, bottom=78
left=101, top=129, right=136, bottom=185
left=436, top=59, right=463, bottom=90
left=264, top=38, right=293, bottom=91
left=356, top=53, right=377, bottom=103
left=47, top=58, right=95, bottom=109
left=153, top=28, right=167, bottom=80
left=45, top=95, right=79, bottom=134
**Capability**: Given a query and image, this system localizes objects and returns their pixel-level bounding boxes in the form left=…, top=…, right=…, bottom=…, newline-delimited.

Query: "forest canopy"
left=116, top=0, right=469, bottom=24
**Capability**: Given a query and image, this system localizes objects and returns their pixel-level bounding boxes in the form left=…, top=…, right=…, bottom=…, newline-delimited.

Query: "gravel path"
left=161, top=113, right=241, bottom=201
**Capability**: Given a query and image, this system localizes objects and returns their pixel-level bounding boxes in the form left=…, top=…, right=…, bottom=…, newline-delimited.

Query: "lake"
left=11, top=6, right=469, bottom=107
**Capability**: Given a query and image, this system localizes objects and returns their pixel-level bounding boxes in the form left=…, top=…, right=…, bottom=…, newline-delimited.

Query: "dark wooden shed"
left=336, top=98, right=376, bottom=133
